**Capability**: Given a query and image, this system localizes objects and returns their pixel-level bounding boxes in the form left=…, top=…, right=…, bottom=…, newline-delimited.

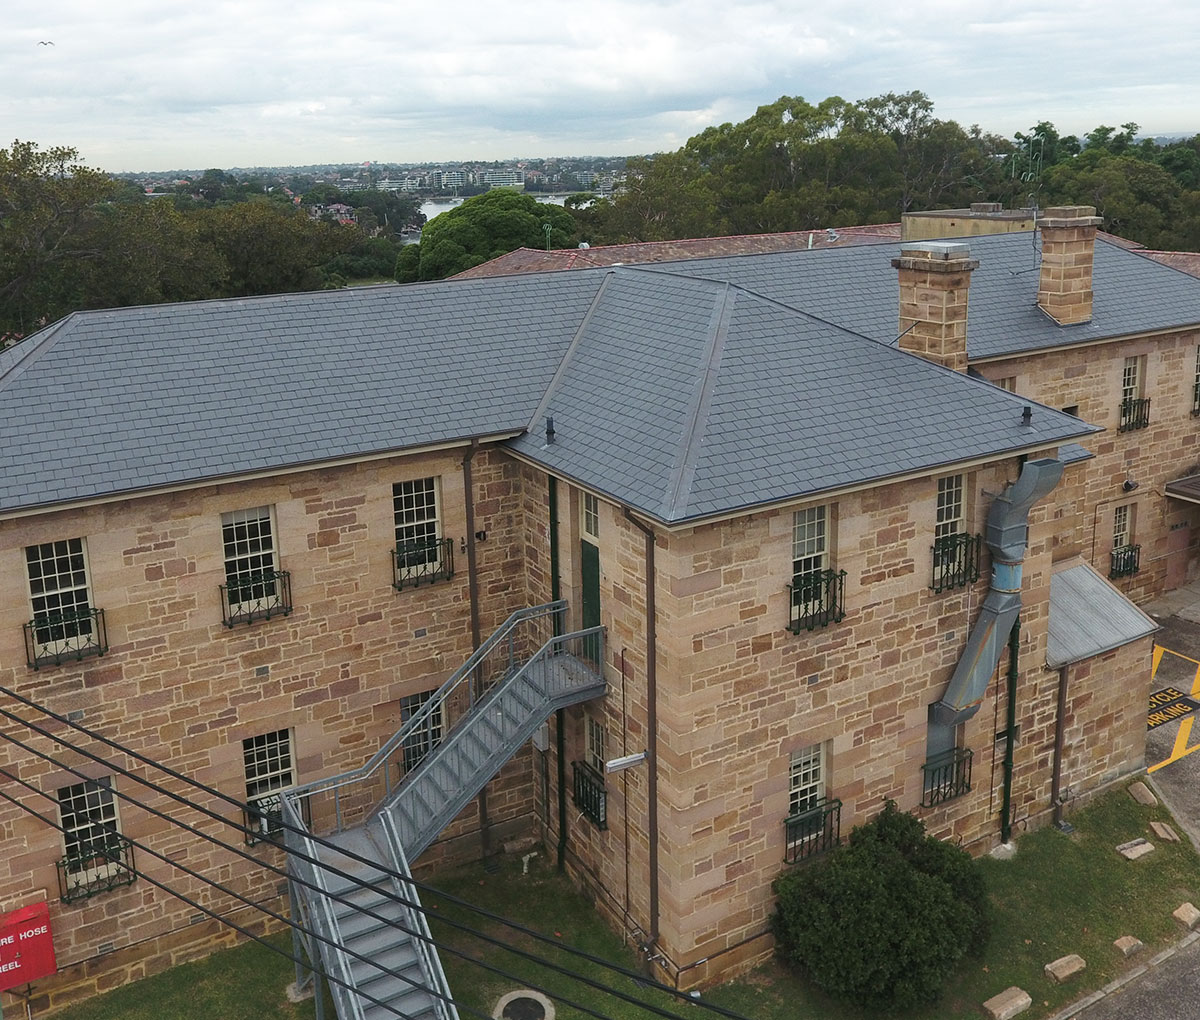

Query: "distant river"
left=419, top=193, right=568, bottom=224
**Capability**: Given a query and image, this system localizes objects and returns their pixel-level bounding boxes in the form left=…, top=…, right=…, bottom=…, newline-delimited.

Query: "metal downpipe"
left=548, top=477, right=568, bottom=873
left=1001, top=616, right=1019, bottom=844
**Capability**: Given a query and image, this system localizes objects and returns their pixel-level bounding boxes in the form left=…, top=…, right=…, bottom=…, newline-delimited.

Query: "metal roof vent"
left=545, top=416, right=555, bottom=444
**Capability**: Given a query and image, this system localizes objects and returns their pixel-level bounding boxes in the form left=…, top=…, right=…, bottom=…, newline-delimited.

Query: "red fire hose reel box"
left=0, top=901, right=57, bottom=993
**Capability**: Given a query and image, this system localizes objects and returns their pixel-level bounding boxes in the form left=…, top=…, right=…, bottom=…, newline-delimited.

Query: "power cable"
left=0, top=689, right=755, bottom=1020
left=0, top=721, right=679, bottom=1020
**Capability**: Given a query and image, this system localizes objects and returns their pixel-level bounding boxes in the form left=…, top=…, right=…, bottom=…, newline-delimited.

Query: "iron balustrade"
left=392, top=537, right=454, bottom=590
left=24, top=607, right=108, bottom=670
left=930, top=533, right=982, bottom=593
left=1110, top=544, right=1141, bottom=579
left=56, top=837, right=136, bottom=903
left=243, top=791, right=311, bottom=845
left=783, top=796, right=841, bottom=863
left=219, top=569, right=292, bottom=627
left=1118, top=396, right=1151, bottom=432
left=572, top=761, right=608, bottom=829
left=921, top=747, right=973, bottom=807
left=787, top=569, right=846, bottom=633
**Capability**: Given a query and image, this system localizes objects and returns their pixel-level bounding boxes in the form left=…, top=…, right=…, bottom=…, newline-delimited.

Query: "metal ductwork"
left=929, top=458, right=1064, bottom=727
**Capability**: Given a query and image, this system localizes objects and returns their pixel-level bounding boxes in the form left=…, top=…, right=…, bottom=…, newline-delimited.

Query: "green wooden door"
left=581, top=539, right=600, bottom=663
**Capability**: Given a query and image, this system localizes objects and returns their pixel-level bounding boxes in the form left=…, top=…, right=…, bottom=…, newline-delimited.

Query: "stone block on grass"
left=1150, top=821, right=1181, bottom=842
left=1116, top=838, right=1154, bottom=860
left=1044, top=954, right=1086, bottom=983
left=1114, top=935, right=1144, bottom=957
left=1129, top=781, right=1157, bottom=806
left=1174, top=902, right=1200, bottom=930
left=982, top=986, right=1032, bottom=1020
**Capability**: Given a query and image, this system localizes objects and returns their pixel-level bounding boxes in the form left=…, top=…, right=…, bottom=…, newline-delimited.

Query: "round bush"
left=772, top=801, right=989, bottom=1010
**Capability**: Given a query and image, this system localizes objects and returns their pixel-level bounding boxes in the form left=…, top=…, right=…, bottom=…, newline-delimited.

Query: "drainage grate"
left=493, top=989, right=555, bottom=1020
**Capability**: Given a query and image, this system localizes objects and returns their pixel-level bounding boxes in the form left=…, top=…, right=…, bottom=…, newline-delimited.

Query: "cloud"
left=3, top=0, right=1197, bottom=170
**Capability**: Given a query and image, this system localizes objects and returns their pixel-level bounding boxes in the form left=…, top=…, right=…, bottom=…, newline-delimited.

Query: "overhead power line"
left=0, top=686, right=756, bottom=1020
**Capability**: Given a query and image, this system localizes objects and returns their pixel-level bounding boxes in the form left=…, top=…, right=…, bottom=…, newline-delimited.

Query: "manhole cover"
left=502, top=996, right=545, bottom=1020
left=493, top=989, right=555, bottom=1020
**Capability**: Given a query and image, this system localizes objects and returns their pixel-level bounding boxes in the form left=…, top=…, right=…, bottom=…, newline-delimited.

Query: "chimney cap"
left=1037, top=205, right=1103, bottom=228
left=899, top=241, right=973, bottom=260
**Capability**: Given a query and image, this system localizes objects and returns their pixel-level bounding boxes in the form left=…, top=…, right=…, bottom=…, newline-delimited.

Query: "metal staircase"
left=279, top=601, right=605, bottom=1020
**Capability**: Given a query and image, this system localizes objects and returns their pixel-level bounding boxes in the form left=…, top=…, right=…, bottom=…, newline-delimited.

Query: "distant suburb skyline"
left=6, top=1, right=1199, bottom=173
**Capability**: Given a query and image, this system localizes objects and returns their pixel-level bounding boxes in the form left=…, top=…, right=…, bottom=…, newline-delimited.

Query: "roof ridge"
left=0, top=316, right=73, bottom=394
left=662, top=282, right=735, bottom=519
left=525, top=270, right=617, bottom=436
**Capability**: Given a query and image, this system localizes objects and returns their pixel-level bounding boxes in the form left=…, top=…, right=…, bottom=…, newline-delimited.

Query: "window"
left=56, top=778, right=135, bottom=902
left=922, top=721, right=972, bottom=806
left=400, top=691, right=444, bottom=773
left=586, top=715, right=607, bottom=774
left=785, top=743, right=839, bottom=862
left=393, top=478, right=453, bottom=588
left=243, top=730, right=295, bottom=842
left=1192, top=346, right=1200, bottom=416
left=789, top=506, right=845, bottom=632
left=931, top=475, right=981, bottom=592
left=572, top=760, right=607, bottom=829
left=1119, top=355, right=1150, bottom=431
left=1111, top=504, right=1141, bottom=578
left=996, top=377, right=1017, bottom=392
left=220, top=506, right=291, bottom=625
left=1062, top=405, right=1079, bottom=417
left=581, top=492, right=599, bottom=543
left=24, top=538, right=108, bottom=668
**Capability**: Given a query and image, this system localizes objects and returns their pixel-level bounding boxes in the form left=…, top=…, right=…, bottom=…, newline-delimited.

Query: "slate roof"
left=0, top=238, right=1117, bottom=523
left=1047, top=562, right=1158, bottom=668
left=646, top=232, right=1200, bottom=360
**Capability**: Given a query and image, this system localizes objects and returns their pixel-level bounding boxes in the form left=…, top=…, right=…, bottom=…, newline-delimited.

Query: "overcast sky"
left=5, top=1, right=1197, bottom=173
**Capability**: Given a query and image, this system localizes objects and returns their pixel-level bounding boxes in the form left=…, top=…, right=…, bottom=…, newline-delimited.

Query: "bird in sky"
left=38, top=40, right=54, bottom=46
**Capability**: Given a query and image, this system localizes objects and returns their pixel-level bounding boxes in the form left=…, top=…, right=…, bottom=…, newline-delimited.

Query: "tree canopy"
left=400, top=190, right=577, bottom=281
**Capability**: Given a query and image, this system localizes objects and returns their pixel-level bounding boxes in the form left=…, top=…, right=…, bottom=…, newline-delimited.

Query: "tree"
left=410, top=190, right=577, bottom=280
left=773, top=801, right=989, bottom=1011
left=0, top=140, right=119, bottom=334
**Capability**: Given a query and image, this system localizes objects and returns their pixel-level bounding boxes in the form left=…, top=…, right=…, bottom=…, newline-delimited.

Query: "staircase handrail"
left=377, top=812, right=460, bottom=1020
left=282, top=600, right=565, bottom=820
left=281, top=797, right=366, bottom=1020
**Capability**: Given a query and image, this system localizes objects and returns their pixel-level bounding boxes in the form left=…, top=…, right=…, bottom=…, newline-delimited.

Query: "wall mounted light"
left=1123, top=479, right=1139, bottom=493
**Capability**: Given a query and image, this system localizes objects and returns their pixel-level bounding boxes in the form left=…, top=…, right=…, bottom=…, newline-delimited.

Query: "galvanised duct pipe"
left=929, top=458, right=1063, bottom=727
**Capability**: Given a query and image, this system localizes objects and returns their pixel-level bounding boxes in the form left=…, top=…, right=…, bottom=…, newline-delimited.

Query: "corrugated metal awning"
left=1166, top=473, right=1200, bottom=505
left=1047, top=562, right=1158, bottom=669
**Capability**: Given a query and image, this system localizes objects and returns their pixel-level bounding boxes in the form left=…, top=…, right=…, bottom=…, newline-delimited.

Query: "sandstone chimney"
left=891, top=241, right=979, bottom=373
left=1036, top=205, right=1103, bottom=325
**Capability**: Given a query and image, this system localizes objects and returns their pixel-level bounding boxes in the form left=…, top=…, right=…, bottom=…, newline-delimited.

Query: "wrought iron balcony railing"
left=56, top=837, right=137, bottom=904
left=787, top=569, right=846, bottom=633
left=921, top=747, right=973, bottom=807
left=784, top=796, right=841, bottom=864
left=24, top=607, right=108, bottom=670
left=1118, top=396, right=1151, bottom=432
left=931, top=533, right=982, bottom=593
left=392, top=537, right=454, bottom=590
left=220, top=569, right=292, bottom=627
left=572, top=761, right=607, bottom=830
left=1110, top=544, right=1141, bottom=579
left=243, top=791, right=310, bottom=845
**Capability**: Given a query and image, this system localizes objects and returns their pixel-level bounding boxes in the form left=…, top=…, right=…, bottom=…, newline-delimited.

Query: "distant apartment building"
left=482, top=169, right=524, bottom=190
left=431, top=169, right=470, bottom=190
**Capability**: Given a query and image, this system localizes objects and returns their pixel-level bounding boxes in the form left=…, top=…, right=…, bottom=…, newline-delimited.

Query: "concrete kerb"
left=1046, top=928, right=1200, bottom=1019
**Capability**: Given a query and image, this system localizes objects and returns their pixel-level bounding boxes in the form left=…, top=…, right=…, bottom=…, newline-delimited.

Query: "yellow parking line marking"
left=1147, top=645, right=1200, bottom=771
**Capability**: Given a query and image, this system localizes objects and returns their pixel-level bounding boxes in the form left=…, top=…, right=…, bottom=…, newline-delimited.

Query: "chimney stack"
left=1036, top=205, right=1103, bottom=325
left=892, top=241, right=979, bottom=373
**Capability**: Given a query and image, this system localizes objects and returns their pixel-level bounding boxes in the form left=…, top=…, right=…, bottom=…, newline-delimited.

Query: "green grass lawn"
left=54, top=781, right=1200, bottom=1020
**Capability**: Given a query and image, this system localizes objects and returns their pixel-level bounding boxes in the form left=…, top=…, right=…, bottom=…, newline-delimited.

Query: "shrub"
left=772, top=801, right=989, bottom=1010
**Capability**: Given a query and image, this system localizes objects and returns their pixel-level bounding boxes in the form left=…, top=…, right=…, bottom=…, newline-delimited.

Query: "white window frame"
left=243, top=729, right=295, bottom=840
left=586, top=715, right=607, bottom=774
left=788, top=743, right=825, bottom=817
left=792, top=506, right=829, bottom=612
left=933, top=475, right=965, bottom=585
left=57, top=777, right=123, bottom=883
left=26, top=538, right=95, bottom=656
left=1122, top=356, right=1142, bottom=402
left=1113, top=503, right=1133, bottom=549
left=400, top=690, right=444, bottom=773
left=222, top=506, right=280, bottom=612
left=581, top=492, right=599, bottom=544
left=393, top=477, right=449, bottom=581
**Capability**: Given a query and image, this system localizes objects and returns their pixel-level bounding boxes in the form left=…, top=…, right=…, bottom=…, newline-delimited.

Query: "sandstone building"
left=0, top=207, right=1186, bottom=1015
